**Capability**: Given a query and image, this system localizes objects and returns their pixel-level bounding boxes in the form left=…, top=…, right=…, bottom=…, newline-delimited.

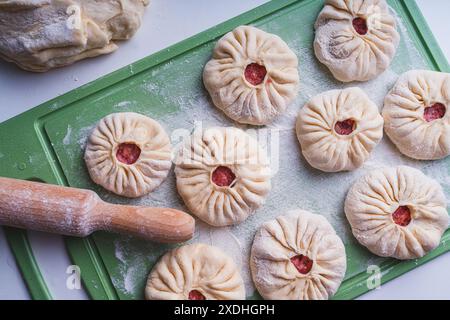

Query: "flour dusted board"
left=44, top=0, right=449, bottom=299
left=3, top=0, right=448, bottom=299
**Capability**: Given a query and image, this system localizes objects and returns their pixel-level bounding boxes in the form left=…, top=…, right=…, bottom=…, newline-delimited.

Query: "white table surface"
left=1, top=0, right=450, bottom=300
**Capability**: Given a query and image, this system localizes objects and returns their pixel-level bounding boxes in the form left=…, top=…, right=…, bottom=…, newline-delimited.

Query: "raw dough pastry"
left=145, top=243, right=246, bottom=300
left=314, top=0, right=400, bottom=82
left=203, top=25, right=299, bottom=125
left=0, top=0, right=149, bottom=72
left=174, top=127, right=271, bottom=226
left=0, top=0, right=50, bottom=8
left=250, top=210, right=346, bottom=300
left=85, top=112, right=172, bottom=198
left=345, top=166, right=449, bottom=260
left=296, top=87, right=383, bottom=172
left=383, top=70, right=450, bottom=160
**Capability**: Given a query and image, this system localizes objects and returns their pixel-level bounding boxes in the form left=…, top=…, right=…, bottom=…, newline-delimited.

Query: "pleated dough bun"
left=250, top=210, right=347, bottom=300
left=314, top=0, right=400, bottom=82
left=174, top=127, right=271, bottom=227
left=145, top=243, right=246, bottom=300
left=345, top=166, right=449, bottom=260
left=85, top=112, right=172, bottom=198
left=296, top=87, right=383, bottom=172
left=383, top=70, right=450, bottom=160
left=203, top=25, right=299, bottom=125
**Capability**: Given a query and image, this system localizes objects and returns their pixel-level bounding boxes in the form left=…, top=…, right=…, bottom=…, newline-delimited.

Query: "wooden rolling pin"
left=0, top=177, right=195, bottom=243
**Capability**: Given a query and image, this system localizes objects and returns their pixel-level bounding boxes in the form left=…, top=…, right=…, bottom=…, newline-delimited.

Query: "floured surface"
left=43, top=1, right=450, bottom=299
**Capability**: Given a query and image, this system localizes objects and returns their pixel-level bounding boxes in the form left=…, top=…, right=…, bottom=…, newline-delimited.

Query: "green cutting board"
left=1, top=0, right=449, bottom=300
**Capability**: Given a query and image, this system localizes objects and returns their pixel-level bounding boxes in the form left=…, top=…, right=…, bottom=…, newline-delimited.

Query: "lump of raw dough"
left=0, top=0, right=50, bottom=9
left=383, top=70, right=450, bottom=160
left=84, top=112, right=172, bottom=198
left=314, top=0, right=399, bottom=82
left=203, top=25, right=299, bottom=125
left=296, top=87, right=383, bottom=172
left=345, top=166, right=449, bottom=260
left=145, top=243, right=246, bottom=300
left=0, top=0, right=149, bottom=72
left=250, top=210, right=347, bottom=300
left=174, top=127, right=272, bottom=227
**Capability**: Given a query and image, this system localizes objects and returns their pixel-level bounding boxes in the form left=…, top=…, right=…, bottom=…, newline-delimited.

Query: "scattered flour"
left=77, top=125, right=95, bottom=150
left=48, top=100, right=64, bottom=110
left=72, top=8, right=444, bottom=298
left=113, top=238, right=147, bottom=296
left=63, top=125, right=72, bottom=145
left=114, top=101, right=134, bottom=109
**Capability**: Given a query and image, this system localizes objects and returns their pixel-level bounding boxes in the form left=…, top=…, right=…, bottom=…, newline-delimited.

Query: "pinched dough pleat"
left=383, top=70, right=450, bottom=160
left=345, top=166, right=449, bottom=260
left=79, top=0, right=149, bottom=40
left=174, top=127, right=271, bottom=226
left=145, top=243, right=246, bottom=300
left=250, top=211, right=346, bottom=300
left=296, top=87, right=383, bottom=172
left=203, top=25, right=299, bottom=125
left=314, top=0, right=399, bottom=82
left=85, top=112, right=172, bottom=198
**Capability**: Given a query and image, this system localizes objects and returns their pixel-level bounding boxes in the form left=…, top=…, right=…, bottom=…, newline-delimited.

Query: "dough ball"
left=203, top=25, right=299, bottom=125
left=345, top=166, right=449, bottom=260
left=250, top=210, right=347, bottom=300
left=0, top=0, right=149, bottom=72
left=296, top=87, right=383, bottom=172
left=145, top=243, right=246, bottom=300
left=174, top=127, right=271, bottom=226
left=383, top=70, right=450, bottom=160
left=314, top=0, right=399, bottom=82
left=85, top=112, right=172, bottom=198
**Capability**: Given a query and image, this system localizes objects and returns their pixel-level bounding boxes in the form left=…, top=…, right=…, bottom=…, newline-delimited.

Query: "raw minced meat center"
left=116, top=143, right=141, bottom=165
left=188, top=290, right=206, bottom=300
left=392, top=206, right=412, bottom=227
left=290, top=254, right=313, bottom=274
left=424, top=103, right=446, bottom=122
left=353, top=17, right=368, bottom=35
left=244, top=63, right=267, bottom=85
left=212, top=166, right=236, bottom=187
left=334, top=119, right=355, bottom=135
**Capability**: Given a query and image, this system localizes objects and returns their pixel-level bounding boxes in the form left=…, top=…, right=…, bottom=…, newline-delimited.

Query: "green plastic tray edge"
left=333, top=0, right=450, bottom=299
left=2, top=228, right=52, bottom=300
left=401, top=0, right=450, bottom=72
left=0, top=117, right=119, bottom=299
left=0, top=0, right=300, bottom=300
left=2, top=0, right=449, bottom=300
left=334, top=232, right=450, bottom=300
left=34, top=117, right=120, bottom=300
left=61, top=0, right=301, bottom=301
